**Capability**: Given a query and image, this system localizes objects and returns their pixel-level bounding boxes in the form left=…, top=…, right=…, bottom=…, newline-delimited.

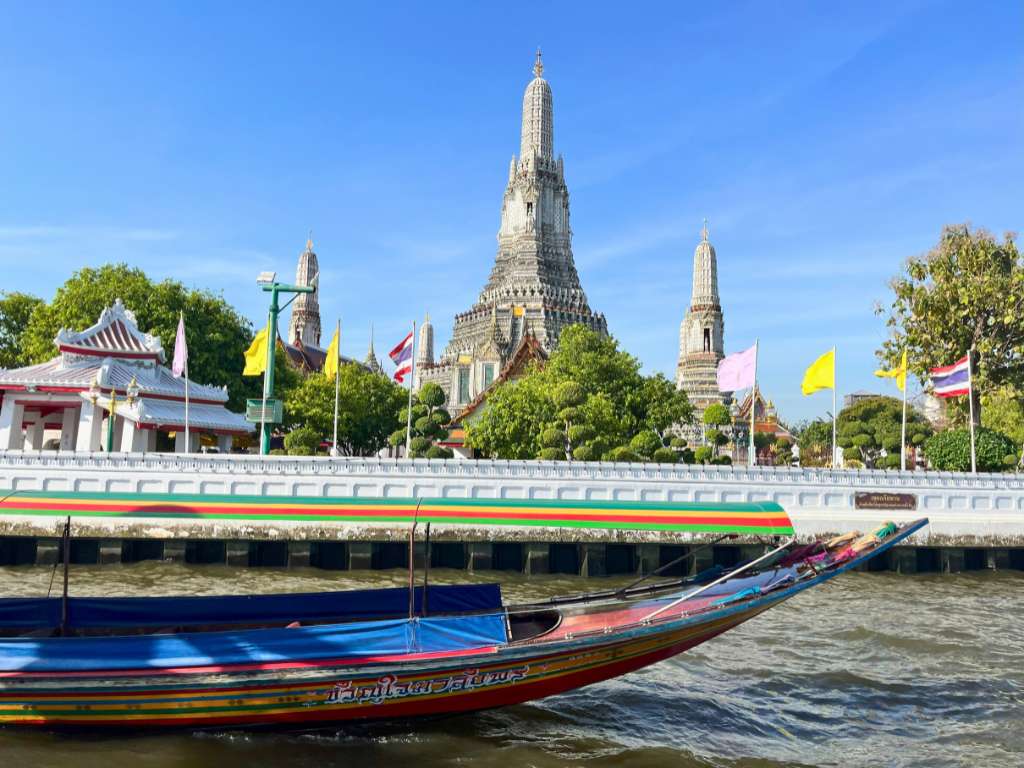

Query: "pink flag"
left=171, top=314, right=188, bottom=378
left=717, top=343, right=757, bottom=392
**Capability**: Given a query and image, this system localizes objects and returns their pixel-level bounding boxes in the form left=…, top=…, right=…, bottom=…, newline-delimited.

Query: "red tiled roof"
left=453, top=334, right=547, bottom=424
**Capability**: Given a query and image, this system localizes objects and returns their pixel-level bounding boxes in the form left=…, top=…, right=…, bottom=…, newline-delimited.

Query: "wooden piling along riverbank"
left=0, top=451, right=1022, bottom=575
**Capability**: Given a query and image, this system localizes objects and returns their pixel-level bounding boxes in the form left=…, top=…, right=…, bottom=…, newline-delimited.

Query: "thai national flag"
left=389, top=331, right=414, bottom=383
left=929, top=355, right=971, bottom=398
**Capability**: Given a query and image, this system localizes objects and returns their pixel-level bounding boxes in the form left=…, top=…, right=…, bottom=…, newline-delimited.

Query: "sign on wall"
left=854, top=492, right=918, bottom=511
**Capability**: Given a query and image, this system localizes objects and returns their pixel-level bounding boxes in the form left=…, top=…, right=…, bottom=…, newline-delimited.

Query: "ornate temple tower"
left=288, top=237, right=322, bottom=348
left=364, top=324, right=384, bottom=375
left=417, top=313, right=434, bottom=367
left=419, top=50, right=606, bottom=411
left=676, top=221, right=730, bottom=413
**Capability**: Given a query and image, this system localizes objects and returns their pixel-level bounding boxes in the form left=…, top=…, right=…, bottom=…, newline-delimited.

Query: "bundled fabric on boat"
left=0, top=584, right=502, bottom=631
left=0, top=613, right=509, bottom=673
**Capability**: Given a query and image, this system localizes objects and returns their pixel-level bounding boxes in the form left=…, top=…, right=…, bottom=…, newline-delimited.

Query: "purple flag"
left=717, top=343, right=757, bottom=392
left=171, top=314, right=188, bottom=378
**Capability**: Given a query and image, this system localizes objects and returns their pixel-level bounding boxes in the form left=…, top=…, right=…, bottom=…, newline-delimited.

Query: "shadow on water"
left=0, top=565, right=1021, bottom=768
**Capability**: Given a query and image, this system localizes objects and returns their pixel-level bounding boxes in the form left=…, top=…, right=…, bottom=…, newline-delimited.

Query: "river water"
left=0, top=563, right=1020, bottom=768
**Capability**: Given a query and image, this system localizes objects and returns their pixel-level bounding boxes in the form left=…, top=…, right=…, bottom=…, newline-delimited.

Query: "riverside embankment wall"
left=0, top=451, right=1021, bottom=574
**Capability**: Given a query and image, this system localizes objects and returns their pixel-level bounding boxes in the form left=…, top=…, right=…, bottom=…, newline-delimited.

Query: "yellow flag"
left=242, top=324, right=269, bottom=376
left=801, top=348, right=835, bottom=395
left=323, top=327, right=340, bottom=380
left=873, top=349, right=907, bottom=392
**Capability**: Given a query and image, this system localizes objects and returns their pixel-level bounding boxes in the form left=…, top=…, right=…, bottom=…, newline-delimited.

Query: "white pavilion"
left=0, top=300, right=252, bottom=454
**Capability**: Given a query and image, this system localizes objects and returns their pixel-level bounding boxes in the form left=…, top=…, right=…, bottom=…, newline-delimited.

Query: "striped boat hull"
left=0, top=602, right=768, bottom=729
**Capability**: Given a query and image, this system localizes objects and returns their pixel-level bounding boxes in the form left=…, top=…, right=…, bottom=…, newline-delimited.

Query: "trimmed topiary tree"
left=284, top=426, right=320, bottom=456
left=924, top=427, right=1016, bottom=472
left=605, top=446, right=643, bottom=463
left=652, top=447, right=678, bottom=464
left=629, top=430, right=663, bottom=459
left=693, top=445, right=713, bottom=464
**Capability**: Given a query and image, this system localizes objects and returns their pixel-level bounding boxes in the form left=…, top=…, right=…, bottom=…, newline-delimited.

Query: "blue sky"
left=1, top=1, right=1020, bottom=422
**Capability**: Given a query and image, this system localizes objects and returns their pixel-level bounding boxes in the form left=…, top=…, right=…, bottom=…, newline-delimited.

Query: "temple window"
left=458, top=367, right=470, bottom=405
left=483, top=363, right=495, bottom=389
left=703, top=328, right=711, bottom=352
left=526, top=202, right=533, bottom=217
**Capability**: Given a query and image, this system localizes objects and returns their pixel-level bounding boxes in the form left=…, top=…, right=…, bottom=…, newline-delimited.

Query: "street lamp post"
left=89, top=375, right=139, bottom=453
left=257, top=273, right=317, bottom=455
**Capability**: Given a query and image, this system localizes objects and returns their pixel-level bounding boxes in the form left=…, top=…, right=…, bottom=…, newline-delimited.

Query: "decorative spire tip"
left=533, top=47, right=543, bottom=78
left=701, top=218, right=709, bottom=242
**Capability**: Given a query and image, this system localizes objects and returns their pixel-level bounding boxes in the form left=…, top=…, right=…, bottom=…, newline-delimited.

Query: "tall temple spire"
left=288, top=236, right=321, bottom=348
left=520, top=48, right=553, bottom=160
left=364, top=323, right=383, bottom=375
left=417, top=313, right=434, bottom=367
left=677, top=221, right=728, bottom=412
left=418, top=53, right=606, bottom=414
left=690, top=218, right=720, bottom=307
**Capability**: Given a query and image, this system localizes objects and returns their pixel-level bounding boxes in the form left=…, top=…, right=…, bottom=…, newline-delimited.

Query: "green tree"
left=462, top=372, right=554, bottom=459
left=629, top=430, right=663, bottom=459
left=702, top=403, right=732, bottom=456
left=924, top=427, right=1016, bottom=472
left=390, top=382, right=453, bottom=458
left=0, top=291, right=43, bottom=369
left=21, top=264, right=255, bottom=409
left=632, top=373, right=693, bottom=445
left=466, top=326, right=693, bottom=461
left=285, top=363, right=406, bottom=456
left=283, top=426, right=320, bottom=456
left=981, top=388, right=1024, bottom=447
left=797, top=419, right=833, bottom=467
left=836, top=396, right=932, bottom=468
left=877, top=224, right=1023, bottom=424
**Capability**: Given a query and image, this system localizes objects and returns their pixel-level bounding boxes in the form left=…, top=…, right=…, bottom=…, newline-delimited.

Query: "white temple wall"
left=0, top=453, right=1020, bottom=545
left=0, top=399, right=24, bottom=450
left=76, top=402, right=104, bottom=453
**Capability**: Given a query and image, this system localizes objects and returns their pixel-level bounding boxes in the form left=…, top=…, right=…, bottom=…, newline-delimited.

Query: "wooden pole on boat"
left=638, top=538, right=794, bottom=625
left=59, top=516, right=70, bottom=637
left=407, top=521, right=417, bottom=620
left=616, top=534, right=736, bottom=597
left=422, top=522, right=431, bottom=616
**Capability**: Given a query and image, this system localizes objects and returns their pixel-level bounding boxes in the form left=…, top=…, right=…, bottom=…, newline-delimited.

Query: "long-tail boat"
left=0, top=501, right=926, bottom=730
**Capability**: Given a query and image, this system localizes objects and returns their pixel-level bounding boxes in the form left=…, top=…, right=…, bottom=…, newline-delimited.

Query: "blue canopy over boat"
left=0, top=583, right=502, bottom=631
left=0, top=612, right=510, bottom=673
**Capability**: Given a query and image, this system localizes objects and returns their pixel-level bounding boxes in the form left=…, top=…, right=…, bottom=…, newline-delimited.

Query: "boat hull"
left=0, top=519, right=927, bottom=730
left=0, top=603, right=766, bottom=730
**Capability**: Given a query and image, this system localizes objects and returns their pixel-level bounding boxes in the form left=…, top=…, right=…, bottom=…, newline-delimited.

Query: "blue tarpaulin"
left=0, top=583, right=502, bottom=630
left=0, top=613, right=509, bottom=672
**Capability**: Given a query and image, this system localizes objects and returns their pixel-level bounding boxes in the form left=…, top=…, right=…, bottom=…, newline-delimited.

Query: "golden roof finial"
left=534, top=47, right=543, bottom=78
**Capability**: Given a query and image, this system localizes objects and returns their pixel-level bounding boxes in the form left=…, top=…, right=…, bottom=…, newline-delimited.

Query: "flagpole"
left=405, top=321, right=417, bottom=456
left=184, top=362, right=190, bottom=455
left=332, top=318, right=341, bottom=457
left=180, top=312, right=190, bottom=455
left=900, top=358, right=907, bottom=472
left=967, top=347, right=977, bottom=474
left=832, top=346, right=838, bottom=469
left=750, top=339, right=758, bottom=468
left=259, top=320, right=271, bottom=457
